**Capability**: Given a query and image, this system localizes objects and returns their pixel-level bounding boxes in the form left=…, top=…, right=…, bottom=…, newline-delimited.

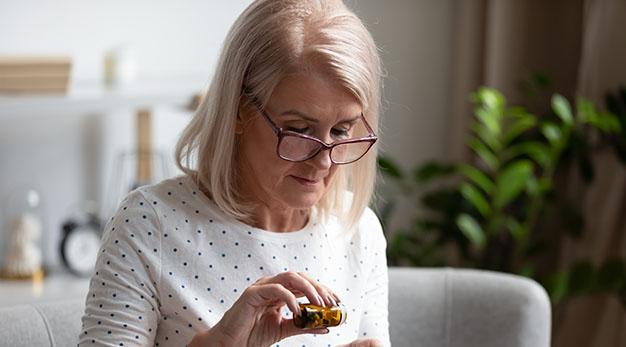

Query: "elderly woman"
left=78, top=0, right=388, bottom=346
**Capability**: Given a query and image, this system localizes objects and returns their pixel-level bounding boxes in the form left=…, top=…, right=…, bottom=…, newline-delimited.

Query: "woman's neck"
left=196, top=173, right=310, bottom=233
left=248, top=204, right=310, bottom=233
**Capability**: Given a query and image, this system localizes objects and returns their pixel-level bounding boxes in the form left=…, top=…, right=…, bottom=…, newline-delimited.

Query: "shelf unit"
left=0, top=79, right=203, bottom=118
left=0, top=79, right=202, bottom=306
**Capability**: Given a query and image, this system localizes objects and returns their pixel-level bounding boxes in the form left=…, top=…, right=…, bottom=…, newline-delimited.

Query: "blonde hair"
left=175, top=0, right=381, bottom=230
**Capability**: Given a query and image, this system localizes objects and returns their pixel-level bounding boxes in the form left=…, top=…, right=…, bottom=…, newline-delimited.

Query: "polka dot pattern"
left=78, top=176, right=390, bottom=346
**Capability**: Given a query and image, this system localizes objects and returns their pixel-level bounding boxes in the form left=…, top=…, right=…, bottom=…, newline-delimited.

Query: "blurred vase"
left=1, top=188, right=45, bottom=279
left=104, top=46, right=137, bottom=88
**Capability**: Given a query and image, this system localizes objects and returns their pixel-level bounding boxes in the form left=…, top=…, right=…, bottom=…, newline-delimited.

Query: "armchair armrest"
left=388, top=267, right=551, bottom=347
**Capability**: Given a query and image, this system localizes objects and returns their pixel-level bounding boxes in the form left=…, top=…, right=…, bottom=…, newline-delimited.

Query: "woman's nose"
left=308, top=147, right=333, bottom=169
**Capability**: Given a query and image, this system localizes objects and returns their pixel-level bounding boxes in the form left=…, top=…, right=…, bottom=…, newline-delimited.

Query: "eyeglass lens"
left=278, top=135, right=371, bottom=163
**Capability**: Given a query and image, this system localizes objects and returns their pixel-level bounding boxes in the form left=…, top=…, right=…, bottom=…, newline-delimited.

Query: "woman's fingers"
left=245, top=282, right=301, bottom=315
left=256, top=271, right=340, bottom=308
left=296, top=271, right=341, bottom=307
left=255, top=273, right=322, bottom=307
left=212, top=272, right=346, bottom=347
left=211, top=280, right=331, bottom=347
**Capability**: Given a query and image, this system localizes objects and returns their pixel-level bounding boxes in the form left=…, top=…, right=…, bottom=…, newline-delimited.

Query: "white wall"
left=0, top=0, right=457, bottom=269
left=0, top=0, right=254, bottom=269
left=345, top=0, right=457, bottom=231
left=0, top=0, right=253, bottom=82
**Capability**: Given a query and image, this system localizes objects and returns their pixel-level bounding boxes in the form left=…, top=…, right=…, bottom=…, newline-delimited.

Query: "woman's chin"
left=283, top=192, right=322, bottom=210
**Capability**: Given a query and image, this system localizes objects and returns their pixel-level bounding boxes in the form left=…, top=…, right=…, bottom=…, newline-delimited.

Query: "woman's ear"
left=235, top=110, right=245, bottom=135
left=236, top=105, right=257, bottom=135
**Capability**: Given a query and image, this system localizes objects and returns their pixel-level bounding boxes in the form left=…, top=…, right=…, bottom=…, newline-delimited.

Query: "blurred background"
left=0, top=1, right=624, bottom=346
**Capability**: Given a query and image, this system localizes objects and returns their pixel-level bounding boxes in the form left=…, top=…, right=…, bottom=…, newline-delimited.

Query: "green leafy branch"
left=378, top=86, right=626, bottom=305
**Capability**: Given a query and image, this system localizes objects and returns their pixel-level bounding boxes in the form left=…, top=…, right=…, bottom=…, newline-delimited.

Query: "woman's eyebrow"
left=338, top=115, right=361, bottom=124
left=279, top=109, right=319, bottom=122
left=279, top=110, right=361, bottom=124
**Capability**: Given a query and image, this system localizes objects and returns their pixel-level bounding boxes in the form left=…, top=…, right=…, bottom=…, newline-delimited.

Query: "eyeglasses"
left=252, top=102, right=377, bottom=165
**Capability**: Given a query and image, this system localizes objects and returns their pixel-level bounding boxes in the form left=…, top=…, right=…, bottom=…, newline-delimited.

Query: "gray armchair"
left=0, top=267, right=551, bottom=346
left=388, top=267, right=551, bottom=347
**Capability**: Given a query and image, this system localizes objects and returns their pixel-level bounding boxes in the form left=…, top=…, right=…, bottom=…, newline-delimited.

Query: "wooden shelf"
left=0, top=78, right=204, bottom=118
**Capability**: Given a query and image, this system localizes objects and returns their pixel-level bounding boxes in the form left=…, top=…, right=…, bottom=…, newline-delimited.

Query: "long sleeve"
left=78, top=190, right=163, bottom=346
left=357, top=208, right=391, bottom=346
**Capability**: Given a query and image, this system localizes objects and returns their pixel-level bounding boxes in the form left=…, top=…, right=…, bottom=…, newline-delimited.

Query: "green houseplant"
left=379, top=86, right=626, bottom=305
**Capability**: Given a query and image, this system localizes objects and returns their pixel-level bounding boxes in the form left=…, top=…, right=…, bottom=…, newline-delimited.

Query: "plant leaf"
left=503, top=110, right=537, bottom=145
left=579, top=97, right=622, bottom=133
left=456, top=213, right=486, bottom=248
left=524, top=239, right=549, bottom=259
left=506, top=216, right=527, bottom=240
left=595, top=112, right=622, bottom=133
left=525, top=175, right=539, bottom=197
left=519, top=262, right=535, bottom=278
left=471, top=87, right=505, bottom=139
left=473, top=87, right=506, bottom=113
left=537, top=178, right=553, bottom=193
left=504, top=141, right=552, bottom=168
left=471, top=122, right=502, bottom=152
left=531, top=72, right=552, bottom=87
left=552, top=94, right=574, bottom=126
left=468, top=138, right=499, bottom=171
left=541, top=122, right=563, bottom=146
left=569, top=260, right=594, bottom=296
left=475, top=107, right=502, bottom=137
left=458, top=164, right=495, bottom=194
left=493, top=160, right=534, bottom=208
left=459, top=182, right=491, bottom=217
left=414, top=161, right=456, bottom=183
left=577, top=98, right=596, bottom=123
left=596, top=258, right=625, bottom=292
left=546, top=271, right=569, bottom=303
left=378, top=156, right=403, bottom=179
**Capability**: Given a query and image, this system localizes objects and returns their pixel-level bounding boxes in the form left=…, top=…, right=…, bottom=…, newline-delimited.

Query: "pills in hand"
left=293, top=303, right=347, bottom=329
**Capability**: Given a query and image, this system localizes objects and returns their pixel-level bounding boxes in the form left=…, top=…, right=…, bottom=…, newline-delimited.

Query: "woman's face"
left=236, top=73, right=362, bottom=211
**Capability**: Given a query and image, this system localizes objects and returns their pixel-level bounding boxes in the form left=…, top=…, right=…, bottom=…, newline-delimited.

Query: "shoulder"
left=331, top=191, right=386, bottom=247
left=106, top=176, right=196, bottom=230
left=132, top=175, right=193, bottom=205
left=358, top=206, right=386, bottom=247
left=359, top=206, right=381, bottom=229
left=341, top=191, right=383, bottom=234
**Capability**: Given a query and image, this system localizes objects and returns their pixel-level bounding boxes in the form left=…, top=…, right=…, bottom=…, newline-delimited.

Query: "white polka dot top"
left=78, top=175, right=390, bottom=347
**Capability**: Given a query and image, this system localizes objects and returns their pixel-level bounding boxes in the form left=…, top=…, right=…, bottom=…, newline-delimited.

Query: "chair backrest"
left=0, top=298, right=84, bottom=347
left=388, top=267, right=552, bottom=347
left=0, top=267, right=551, bottom=347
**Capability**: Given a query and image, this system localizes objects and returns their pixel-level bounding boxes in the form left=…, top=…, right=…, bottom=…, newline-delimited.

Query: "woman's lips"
left=291, top=175, right=321, bottom=186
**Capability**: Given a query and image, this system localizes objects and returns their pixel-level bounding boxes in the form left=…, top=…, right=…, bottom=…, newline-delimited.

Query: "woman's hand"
left=337, top=338, right=384, bottom=347
left=189, top=271, right=340, bottom=347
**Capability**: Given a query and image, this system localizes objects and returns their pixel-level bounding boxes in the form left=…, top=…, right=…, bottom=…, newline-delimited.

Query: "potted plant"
left=378, top=86, right=626, bottom=306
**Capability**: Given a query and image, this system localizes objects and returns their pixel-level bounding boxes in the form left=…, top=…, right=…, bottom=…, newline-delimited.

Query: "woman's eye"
left=331, top=128, right=349, bottom=137
left=286, top=126, right=309, bottom=134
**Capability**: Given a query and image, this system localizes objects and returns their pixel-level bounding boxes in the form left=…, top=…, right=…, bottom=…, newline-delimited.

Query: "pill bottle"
left=293, top=303, right=347, bottom=329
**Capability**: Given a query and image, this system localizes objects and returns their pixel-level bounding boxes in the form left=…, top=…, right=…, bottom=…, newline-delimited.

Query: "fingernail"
left=329, top=296, right=337, bottom=307
left=317, top=295, right=324, bottom=306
